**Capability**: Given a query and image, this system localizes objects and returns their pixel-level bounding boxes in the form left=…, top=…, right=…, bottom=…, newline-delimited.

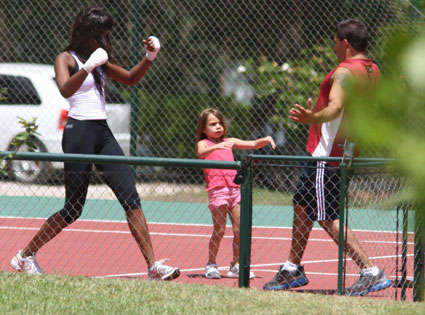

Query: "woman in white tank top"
left=10, top=7, right=180, bottom=281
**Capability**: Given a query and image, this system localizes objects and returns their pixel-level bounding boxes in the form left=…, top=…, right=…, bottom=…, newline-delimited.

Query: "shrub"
left=132, top=91, right=251, bottom=159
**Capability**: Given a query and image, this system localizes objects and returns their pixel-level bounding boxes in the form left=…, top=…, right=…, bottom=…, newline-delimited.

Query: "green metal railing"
left=0, top=151, right=423, bottom=301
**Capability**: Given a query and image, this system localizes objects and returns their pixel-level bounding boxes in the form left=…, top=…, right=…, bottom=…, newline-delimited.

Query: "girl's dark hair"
left=335, top=19, right=368, bottom=52
left=196, top=108, right=227, bottom=143
left=65, top=7, right=114, bottom=94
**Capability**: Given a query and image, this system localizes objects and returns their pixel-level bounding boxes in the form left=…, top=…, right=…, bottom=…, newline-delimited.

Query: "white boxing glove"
left=83, top=48, right=108, bottom=73
left=145, top=36, right=161, bottom=61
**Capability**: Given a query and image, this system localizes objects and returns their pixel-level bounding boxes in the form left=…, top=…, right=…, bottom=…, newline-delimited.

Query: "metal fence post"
left=413, top=207, right=424, bottom=302
left=130, top=0, right=141, bottom=157
left=401, top=206, right=409, bottom=301
left=337, top=163, right=347, bottom=295
left=239, top=155, right=253, bottom=288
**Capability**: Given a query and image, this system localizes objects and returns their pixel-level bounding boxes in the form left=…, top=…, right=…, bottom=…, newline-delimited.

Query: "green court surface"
left=0, top=195, right=415, bottom=232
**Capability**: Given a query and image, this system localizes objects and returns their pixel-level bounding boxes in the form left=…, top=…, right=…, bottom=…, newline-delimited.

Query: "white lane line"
left=0, top=216, right=415, bottom=235
left=0, top=225, right=415, bottom=246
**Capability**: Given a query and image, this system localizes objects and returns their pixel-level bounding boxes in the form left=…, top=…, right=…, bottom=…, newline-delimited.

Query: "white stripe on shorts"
left=315, top=161, right=326, bottom=221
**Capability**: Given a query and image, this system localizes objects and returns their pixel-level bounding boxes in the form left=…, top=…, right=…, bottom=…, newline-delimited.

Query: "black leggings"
left=56, top=117, right=141, bottom=224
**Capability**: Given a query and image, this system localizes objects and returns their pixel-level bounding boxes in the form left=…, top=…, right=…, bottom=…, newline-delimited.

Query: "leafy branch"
left=0, top=117, right=40, bottom=176
left=0, top=87, right=7, bottom=101
left=239, top=43, right=336, bottom=132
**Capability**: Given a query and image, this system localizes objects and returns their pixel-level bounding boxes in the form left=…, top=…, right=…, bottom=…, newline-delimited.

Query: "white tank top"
left=67, top=51, right=107, bottom=120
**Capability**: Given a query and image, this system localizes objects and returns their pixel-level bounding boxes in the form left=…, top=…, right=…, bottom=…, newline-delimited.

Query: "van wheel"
left=7, top=137, right=53, bottom=184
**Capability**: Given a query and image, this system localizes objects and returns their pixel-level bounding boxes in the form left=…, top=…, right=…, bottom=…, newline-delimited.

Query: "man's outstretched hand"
left=289, top=97, right=315, bottom=124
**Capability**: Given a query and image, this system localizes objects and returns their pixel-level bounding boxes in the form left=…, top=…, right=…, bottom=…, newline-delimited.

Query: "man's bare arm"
left=289, top=67, right=352, bottom=124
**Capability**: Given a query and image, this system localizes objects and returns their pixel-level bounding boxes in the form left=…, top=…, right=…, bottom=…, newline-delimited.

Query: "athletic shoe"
left=10, top=250, right=43, bottom=275
left=148, top=259, right=180, bottom=281
left=227, top=263, right=255, bottom=279
left=205, top=263, right=221, bottom=279
left=263, top=264, right=308, bottom=291
left=345, top=269, right=391, bottom=296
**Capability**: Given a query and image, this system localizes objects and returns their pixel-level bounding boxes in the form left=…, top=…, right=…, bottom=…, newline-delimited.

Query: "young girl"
left=196, top=108, right=275, bottom=279
left=10, top=7, right=179, bottom=280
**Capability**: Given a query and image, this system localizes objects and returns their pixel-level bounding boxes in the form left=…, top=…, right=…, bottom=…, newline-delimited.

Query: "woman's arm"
left=105, top=59, right=152, bottom=86
left=54, top=48, right=109, bottom=98
left=229, top=136, right=276, bottom=150
left=106, top=36, right=159, bottom=86
left=54, top=52, right=90, bottom=98
left=196, top=140, right=234, bottom=159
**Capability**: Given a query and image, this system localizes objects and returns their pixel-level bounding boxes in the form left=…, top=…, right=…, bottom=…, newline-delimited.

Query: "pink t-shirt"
left=201, top=138, right=240, bottom=192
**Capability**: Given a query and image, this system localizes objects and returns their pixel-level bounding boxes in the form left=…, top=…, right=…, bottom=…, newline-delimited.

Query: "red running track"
left=0, top=217, right=415, bottom=300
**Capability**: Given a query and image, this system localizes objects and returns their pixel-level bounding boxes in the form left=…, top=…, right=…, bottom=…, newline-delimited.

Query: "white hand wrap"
left=83, top=48, right=108, bottom=73
left=145, top=36, right=161, bottom=61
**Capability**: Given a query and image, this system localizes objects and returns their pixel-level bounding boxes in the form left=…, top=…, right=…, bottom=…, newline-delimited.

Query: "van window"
left=0, top=75, right=41, bottom=105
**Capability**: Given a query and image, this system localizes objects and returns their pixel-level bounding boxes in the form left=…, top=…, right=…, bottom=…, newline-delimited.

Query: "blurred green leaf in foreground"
left=347, top=25, right=425, bottom=209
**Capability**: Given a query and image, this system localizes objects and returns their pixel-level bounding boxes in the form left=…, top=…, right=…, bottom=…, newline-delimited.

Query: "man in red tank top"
left=263, top=19, right=390, bottom=296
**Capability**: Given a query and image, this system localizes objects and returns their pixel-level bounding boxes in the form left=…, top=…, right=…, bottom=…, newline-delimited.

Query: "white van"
left=0, top=63, right=131, bottom=183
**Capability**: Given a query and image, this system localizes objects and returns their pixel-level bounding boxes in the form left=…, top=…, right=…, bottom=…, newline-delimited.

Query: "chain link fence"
left=0, top=0, right=424, bottom=185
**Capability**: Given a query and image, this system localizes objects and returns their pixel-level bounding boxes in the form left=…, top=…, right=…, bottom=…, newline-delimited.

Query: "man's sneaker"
left=10, top=250, right=43, bottom=275
left=205, top=263, right=221, bottom=279
left=263, top=265, right=308, bottom=291
left=227, top=263, right=255, bottom=279
left=148, top=259, right=180, bottom=281
left=345, top=269, right=391, bottom=296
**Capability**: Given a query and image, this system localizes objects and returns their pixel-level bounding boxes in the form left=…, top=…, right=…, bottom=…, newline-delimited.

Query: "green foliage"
left=236, top=43, right=336, bottom=150
left=133, top=91, right=251, bottom=159
left=0, top=1, right=409, bottom=95
left=0, top=117, right=40, bottom=176
left=241, top=43, right=336, bottom=130
left=347, top=25, right=425, bottom=208
left=10, top=117, right=40, bottom=150
left=0, top=87, right=7, bottom=101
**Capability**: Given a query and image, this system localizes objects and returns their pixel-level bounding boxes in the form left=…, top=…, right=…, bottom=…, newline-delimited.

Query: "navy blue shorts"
left=293, top=157, right=343, bottom=222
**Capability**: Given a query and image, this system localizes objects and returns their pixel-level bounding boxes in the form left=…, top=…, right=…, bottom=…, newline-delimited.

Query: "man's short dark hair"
left=335, top=19, right=368, bottom=52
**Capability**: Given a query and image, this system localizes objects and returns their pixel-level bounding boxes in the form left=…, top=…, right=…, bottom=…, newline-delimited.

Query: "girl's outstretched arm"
left=196, top=140, right=234, bottom=158
left=229, top=136, right=276, bottom=150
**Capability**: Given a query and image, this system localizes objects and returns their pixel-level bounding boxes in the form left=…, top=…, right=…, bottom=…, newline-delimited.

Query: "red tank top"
left=306, top=58, right=380, bottom=165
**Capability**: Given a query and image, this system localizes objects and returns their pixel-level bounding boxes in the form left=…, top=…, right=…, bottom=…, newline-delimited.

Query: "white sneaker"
left=10, top=250, right=43, bottom=275
left=148, top=259, right=180, bottom=281
left=205, top=263, right=221, bottom=279
left=227, top=263, right=255, bottom=279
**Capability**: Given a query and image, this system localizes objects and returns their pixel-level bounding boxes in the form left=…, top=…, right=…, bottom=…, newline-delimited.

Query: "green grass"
left=253, top=187, right=293, bottom=205
left=145, top=183, right=392, bottom=209
left=1, top=272, right=424, bottom=314
left=146, top=184, right=294, bottom=206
